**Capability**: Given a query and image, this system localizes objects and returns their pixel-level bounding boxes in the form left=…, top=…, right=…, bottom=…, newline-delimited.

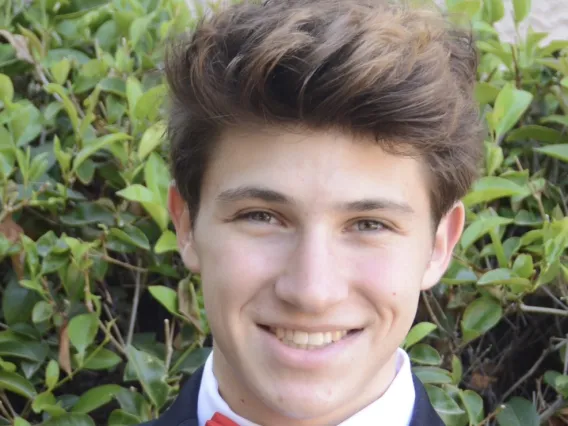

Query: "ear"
left=421, top=201, right=465, bottom=290
left=168, top=183, right=201, bottom=273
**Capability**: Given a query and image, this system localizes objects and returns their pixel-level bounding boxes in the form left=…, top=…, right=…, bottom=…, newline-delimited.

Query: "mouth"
left=258, top=325, right=362, bottom=350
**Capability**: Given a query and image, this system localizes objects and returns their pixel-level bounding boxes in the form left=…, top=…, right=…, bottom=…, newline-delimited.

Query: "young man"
left=143, top=0, right=483, bottom=424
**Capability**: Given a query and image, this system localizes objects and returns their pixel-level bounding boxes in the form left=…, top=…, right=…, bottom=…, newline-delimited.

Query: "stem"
left=539, top=397, right=567, bottom=424
left=500, top=340, right=566, bottom=403
left=102, top=303, right=126, bottom=347
left=126, top=261, right=143, bottom=347
left=0, top=392, right=15, bottom=419
left=520, top=303, right=568, bottom=317
left=52, top=334, right=116, bottom=391
left=164, top=319, right=174, bottom=371
left=421, top=291, right=451, bottom=337
left=96, top=254, right=148, bottom=273
left=0, top=401, right=12, bottom=421
left=170, top=340, right=200, bottom=374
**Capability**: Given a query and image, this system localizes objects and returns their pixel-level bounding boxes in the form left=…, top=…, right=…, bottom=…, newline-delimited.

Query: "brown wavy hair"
left=165, top=0, right=484, bottom=225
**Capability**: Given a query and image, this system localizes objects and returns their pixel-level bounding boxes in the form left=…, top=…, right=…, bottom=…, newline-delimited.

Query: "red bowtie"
left=206, top=412, right=240, bottom=426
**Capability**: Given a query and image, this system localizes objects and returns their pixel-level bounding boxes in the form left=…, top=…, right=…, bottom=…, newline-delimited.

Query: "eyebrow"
left=217, top=186, right=293, bottom=204
left=216, top=185, right=414, bottom=214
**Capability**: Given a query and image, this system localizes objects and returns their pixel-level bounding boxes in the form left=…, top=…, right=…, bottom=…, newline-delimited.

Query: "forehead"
left=202, top=126, right=431, bottom=212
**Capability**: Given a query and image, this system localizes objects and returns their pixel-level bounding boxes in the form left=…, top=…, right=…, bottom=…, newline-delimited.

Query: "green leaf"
left=496, top=397, right=539, bottom=426
left=409, top=344, right=442, bottom=366
left=451, top=355, right=463, bottom=385
left=72, top=384, right=123, bottom=414
left=73, top=133, right=132, bottom=171
left=82, top=348, right=122, bottom=370
left=485, top=142, right=503, bottom=176
left=155, top=230, right=178, bottom=254
left=403, top=322, right=437, bottom=350
left=148, top=286, right=179, bottom=316
left=491, top=83, right=533, bottom=142
left=459, top=390, right=484, bottom=425
left=475, top=82, right=500, bottom=105
left=483, top=0, right=505, bottom=23
left=462, top=176, right=530, bottom=207
left=142, top=202, right=169, bottom=231
left=477, top=268, right=531, bottom=288
left=108, top=410, right=141, bottom=425
left=126, top=76, right=143, bottom=122
left=512, top=254, right=534, bottom=278
left=60, top=202, right=115, bottom=227
left=50, top=59, right=71, bottom=85
left=461, top=297, right=503, bottom=343
left=138, top=121, right=167, bottom=161
left=0, top=73, right=14, bottom=104
left=0, top=371, right=36, bottom=399
left=109, top=226, right=150, bottom=251
left=0, top=341, right=48, bottom=363
left=424, top=385, right=465, bottom=424
left=534, top=144, right=568, bottom=163
left=461, top=216, right=513, bottom=250
left=45, top=359, right=59, bottom=390
left=14, top=418, right=31, bottom=426
left=542, top=115, right=568, bottom=127
left=76, top=158, right=95, bottom=184
left=512, top=0, right=531, bottom=23
left=412, top=367, right=453, bottom=384
left=99, top=77, right=126, bottom=97
left=117, top=184, right=159, bottom=204
left=126, top=346, right=169, bottom=409
left=68, top=313, right=98, bottom=356
left=2, top=277, right=40, bottom=325
left=44, top=83, right=80, bottom=136
left=32, top=301, right=54, bottom=324
left=447, top=0, right=482, bottom=19
left=40, top=413, right=95, bottom=426
left=31, top=391, right=65, bottom=416
left=130, top=14, right=154, bottom=47
left=144, top=152, right=170, bottom=206
left=134, top=84, right=167, bottom=121
left=507, top=125, right=566, bottom=144
left=41, top=252, right=70, bottom=275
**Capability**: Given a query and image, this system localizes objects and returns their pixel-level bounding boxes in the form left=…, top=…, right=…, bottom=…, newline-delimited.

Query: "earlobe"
left=167, top=184, right=201, bottom=273
left=421, top=202, right=465, bottom=290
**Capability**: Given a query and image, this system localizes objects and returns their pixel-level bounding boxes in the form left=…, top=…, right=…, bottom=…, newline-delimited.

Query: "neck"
left=212, top=346, right=399, bottom=426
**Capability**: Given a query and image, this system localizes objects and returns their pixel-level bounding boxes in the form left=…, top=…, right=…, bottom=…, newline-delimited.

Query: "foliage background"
left=1, top=0, right=568, bottom=424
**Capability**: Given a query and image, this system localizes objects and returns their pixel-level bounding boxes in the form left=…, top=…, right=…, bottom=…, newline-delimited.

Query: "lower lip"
left=258, top=326, right=363, bottom=370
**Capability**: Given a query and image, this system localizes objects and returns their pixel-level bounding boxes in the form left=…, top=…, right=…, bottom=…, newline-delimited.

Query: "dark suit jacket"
left=139, top=368, right=444, bottom=426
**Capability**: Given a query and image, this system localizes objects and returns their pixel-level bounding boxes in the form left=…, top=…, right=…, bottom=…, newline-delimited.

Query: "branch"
left=126, top=260, right=143, bottom=347
left=500, top=340, right=566, bottom=403
left=519, top=303, right=568, bottom=317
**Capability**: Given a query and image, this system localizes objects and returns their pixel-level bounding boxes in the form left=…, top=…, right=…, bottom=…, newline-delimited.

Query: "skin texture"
left=169, top=127, right=465, bottom=426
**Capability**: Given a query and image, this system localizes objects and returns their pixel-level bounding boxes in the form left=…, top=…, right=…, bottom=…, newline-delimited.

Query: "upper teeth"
left=272, top=327, right=348, bottom=348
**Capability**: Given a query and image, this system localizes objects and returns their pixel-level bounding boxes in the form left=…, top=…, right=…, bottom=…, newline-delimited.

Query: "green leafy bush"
left=0, top=0, right=568, bottom=424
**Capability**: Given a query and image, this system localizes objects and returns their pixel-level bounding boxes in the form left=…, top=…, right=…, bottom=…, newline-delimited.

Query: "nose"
left=274, top=228, right=348, bottom=313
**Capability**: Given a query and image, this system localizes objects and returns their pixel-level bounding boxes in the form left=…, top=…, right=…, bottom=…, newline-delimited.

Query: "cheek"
left=198, top=234, right=285, bottom=301
left=352, top=247, right=428, bottom=299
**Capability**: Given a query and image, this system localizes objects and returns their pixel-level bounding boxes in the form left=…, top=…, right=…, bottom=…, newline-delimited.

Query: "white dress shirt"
left=197, top=347, right=416, bottom=426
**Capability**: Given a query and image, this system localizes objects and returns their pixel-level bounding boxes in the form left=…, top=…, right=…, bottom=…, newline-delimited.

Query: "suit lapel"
left=409, top=373, right=444, bottom=426
left=144, top=367, right=443, bottom=426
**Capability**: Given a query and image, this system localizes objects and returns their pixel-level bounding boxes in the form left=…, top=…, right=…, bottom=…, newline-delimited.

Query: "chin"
left=257, top=377, right=348, bottom=419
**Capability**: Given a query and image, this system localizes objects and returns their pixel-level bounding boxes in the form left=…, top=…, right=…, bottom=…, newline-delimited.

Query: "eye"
left=351, top=219, right=385, bottom=232
left=238, top=210, right=279, bottom=224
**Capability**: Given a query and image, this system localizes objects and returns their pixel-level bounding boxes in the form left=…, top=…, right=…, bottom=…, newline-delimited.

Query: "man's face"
left=170, top=127, right=464, bottom=425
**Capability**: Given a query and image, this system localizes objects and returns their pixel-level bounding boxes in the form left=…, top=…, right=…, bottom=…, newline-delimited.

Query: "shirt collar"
left=197, top=348, right=415, bottom=426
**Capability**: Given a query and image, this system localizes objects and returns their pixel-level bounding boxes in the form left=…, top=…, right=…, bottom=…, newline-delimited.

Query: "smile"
left=265, top=326, right=358, bottom=350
